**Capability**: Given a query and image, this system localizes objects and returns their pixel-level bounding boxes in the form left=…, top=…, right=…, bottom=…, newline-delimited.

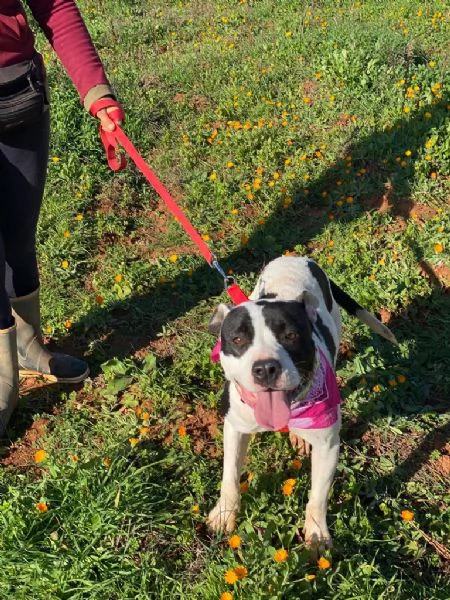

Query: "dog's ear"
left=208, top=303, right=231, bottom=336
left=296, top=291, right=319, bottom=322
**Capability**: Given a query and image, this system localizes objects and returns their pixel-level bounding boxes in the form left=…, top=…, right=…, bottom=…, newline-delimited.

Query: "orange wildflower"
left=282, top=478, right=296, bottom=495
left=34, top=449, right=47, bottom=463
left=234, top=566, right=248, bottom=579
left=228, top=535, right=241, bottom=549
left=35, top=502, right=48, bottom=513
left=224, top=570, right=238, bottom=584
left=274, top=548, right=288, bottom=562
left=401, top=510, right=414, bottom=521
left=317, top=557, right=331, bottom=569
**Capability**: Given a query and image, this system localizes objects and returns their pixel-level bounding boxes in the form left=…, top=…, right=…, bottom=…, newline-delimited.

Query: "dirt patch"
left=361, top=426, right=450, bottom=486
left=164, top=403, right=222, bottom=457
left=418, top=260, right=450, bottom=289
left=1, top=417, right=49, bottom=469
left=191, top=95, right=210, bottom=112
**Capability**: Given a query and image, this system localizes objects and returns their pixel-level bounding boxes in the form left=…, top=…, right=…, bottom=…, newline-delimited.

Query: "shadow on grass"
left=3, top=98, right=449, bottom=478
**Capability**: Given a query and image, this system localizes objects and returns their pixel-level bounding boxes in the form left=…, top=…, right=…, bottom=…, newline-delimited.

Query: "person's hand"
left=95, top=104, right=123, bottom=132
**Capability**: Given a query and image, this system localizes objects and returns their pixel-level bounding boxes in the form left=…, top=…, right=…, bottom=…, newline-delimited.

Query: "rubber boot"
left=11, top=288, right=89, bottom=384
left=0, top=325, right=19, bottom=437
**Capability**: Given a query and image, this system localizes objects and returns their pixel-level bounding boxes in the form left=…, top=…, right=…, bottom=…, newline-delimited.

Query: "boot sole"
left=18, top=367, right=90, bottom=384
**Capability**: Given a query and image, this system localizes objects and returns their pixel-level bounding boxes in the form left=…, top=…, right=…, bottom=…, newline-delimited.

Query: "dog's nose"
left=252, top=359, right=282, bottom=387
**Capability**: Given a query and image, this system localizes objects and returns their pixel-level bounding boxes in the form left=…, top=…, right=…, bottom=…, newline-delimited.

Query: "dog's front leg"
left=207, top=418, right=251, bottom=533
left=294, top=423, right=340, bottom=548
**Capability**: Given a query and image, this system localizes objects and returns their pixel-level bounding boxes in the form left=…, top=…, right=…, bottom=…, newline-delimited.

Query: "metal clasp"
left=210, top=256, right=235, bottom=290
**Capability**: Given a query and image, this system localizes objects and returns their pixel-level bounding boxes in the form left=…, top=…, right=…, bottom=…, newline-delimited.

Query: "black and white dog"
left=207, top=256, right=397, bottom=547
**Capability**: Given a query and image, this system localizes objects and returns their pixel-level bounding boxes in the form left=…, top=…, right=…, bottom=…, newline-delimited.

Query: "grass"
left=0, top=0, right=449, bottom=598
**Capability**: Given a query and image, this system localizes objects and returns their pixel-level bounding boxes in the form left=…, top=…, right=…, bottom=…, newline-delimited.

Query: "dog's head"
left=209, top=294, right=319, bottom=430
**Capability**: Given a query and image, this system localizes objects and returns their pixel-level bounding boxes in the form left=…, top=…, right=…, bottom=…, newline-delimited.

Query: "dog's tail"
left=330, top=280, right=398, bottom=345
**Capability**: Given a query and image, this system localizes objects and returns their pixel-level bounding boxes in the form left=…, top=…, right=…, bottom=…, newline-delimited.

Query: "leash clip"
left=211, top=256, right=249, bottom=304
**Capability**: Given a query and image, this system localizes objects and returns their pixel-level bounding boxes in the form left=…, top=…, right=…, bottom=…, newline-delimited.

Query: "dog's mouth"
left=236, top=385, right=301, bottom=431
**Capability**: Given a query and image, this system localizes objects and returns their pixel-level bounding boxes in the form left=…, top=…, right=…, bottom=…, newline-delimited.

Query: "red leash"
left=90, top=99, right=248, bottom=305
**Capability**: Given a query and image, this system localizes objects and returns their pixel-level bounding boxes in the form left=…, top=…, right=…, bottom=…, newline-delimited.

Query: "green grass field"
left=1, top=1, right=449, bottom=598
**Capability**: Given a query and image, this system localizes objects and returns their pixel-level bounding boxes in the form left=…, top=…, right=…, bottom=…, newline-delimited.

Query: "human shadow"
left=74, top=97, right=447, bottom=368
left=3, top=96, right=448, bottom=458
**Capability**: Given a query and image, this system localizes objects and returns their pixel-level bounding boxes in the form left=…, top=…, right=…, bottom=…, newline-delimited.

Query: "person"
left=0, top=0, right=124, bottom=436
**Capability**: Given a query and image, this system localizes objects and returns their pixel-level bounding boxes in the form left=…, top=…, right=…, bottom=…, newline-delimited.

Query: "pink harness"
left=284, top=348, right=341, bottom=430
left=211, top=342, right=341, bottom=431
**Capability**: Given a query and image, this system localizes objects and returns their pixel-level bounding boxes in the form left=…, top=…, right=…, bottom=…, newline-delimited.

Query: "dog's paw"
left=289, top=432, right=311, bottom=457
left=207, top=499, right=238, bottom=533
left=303, top=510, right=332, bottom=551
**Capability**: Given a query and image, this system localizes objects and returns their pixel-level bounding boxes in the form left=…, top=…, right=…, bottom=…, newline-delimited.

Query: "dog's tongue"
left=254, top=390, right=291, bottom=431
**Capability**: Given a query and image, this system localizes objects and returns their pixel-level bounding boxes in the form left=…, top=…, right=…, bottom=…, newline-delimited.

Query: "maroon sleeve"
left=26, top=0, right=112, bottom=104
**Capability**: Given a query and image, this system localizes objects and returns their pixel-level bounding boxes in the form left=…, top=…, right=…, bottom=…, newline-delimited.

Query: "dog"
left=207, top=256, right=397, bottom=547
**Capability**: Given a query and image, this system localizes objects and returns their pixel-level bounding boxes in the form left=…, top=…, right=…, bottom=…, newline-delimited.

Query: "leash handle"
left=90, top=98, right=127, bottom=171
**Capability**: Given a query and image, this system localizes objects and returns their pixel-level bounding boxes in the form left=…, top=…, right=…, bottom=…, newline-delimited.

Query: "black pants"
left=0, top=110, right=50, bottom=329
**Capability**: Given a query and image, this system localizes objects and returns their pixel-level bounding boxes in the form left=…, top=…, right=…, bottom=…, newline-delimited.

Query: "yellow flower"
left=346, top=196, right=354, bottom=204
left=403, top=106, right=411, bottom=113
left=142, top=412, right=151, bottom=421
left=192, top=504, right=200, bottom=514
left=373, top=384, right=381, bottom=393
left=226, top=161, right=235, bottom=168
left=75, top=213, right=83, bottom=221
left=233, top=566, right=248, bottom=579
left=178, top=424, right=187, bottom=437
left=274, top=548, right=288, bottom=562
left=63, top=320, right=72, bottom=329
left=169, top=255, right=178, bottom=263
left=404, top=150, right=412, bottom=157
left=34, top=449, right=47, bottom=463
left=63, top=230, right=70, bottom=238
left=434, top=243, right=444, bottom=253
left=424, top=112, right=432, bottom=119
left=228, top=535, right=241, bottom=549
left=114, top=274, right=123, bottom=283
left=51, top=156, right=60, bottom=162
left=95, top=295, right=104, bottom=305
left=61, top=260, right=69, bottom=269
left=202, top=234, right=210, bottom=242
left=397, top=374, right=406, bottom=384
left=139, top=427, right=150, bottom=436
left=401, top=510, right=414, bottom=521
left=35, top=502, right=48, bottom=513
left=224, top=570, right=238, bottom=584
left=102, top=457, right=112, bottom=469
left=209, top=172, right=217, bottom=181
left=285, top=31, right=293, bottom=37
left=291, top=458, right=302, bottom=470
left=305, top=574, right=316, bottom=581
left=70, top=454, right=79, bottom=462
left=317, top=556, right=331, bottom=569
left=221, top=593, right=233, bottom=600
left=129, top=437, right=139, bottom=447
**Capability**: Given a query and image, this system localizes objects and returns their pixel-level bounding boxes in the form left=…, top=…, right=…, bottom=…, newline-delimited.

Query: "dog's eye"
left=285, top=331, right=299, bottom=341
left=232, top=336, right=244, bottom=345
